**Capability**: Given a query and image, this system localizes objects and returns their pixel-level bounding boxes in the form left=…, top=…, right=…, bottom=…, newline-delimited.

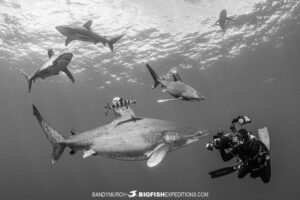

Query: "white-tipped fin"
left=157, top=98, right=181, bottom=103
left=83, top=149, right=96, bottom=158
left=147, top=144, right=170, bottom=167
left=83, top=20, right=92, bottom=30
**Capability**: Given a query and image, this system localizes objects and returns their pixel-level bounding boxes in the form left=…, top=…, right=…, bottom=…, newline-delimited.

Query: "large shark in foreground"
left=21, top=49, right=74, bottom=93
left=55, top=20, right=123, bottom=52
left=32, top=104, right=210, bottom=167
left=146, top=63, right=206, bottom=103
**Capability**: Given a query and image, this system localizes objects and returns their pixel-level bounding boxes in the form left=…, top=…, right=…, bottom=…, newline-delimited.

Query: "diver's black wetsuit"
left=220, top=138, right=270, bottom=183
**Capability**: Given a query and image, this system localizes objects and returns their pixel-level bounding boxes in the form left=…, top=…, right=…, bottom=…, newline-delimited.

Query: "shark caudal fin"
left=145, top=63, right=161, bottom=89
left=32, top=105, right=66, bottom=164
left=21, top=71, right=33, bottom=93
left=107, top=35, right=124, bottom=52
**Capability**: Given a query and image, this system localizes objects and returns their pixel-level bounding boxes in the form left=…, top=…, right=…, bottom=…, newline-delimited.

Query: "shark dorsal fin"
left=172, top=72, right=182, bottom=82
left=47, top=48, right=54, bottom=58
left=147, top=144, right=170, bottom=167
left=83, top=20, right=92, bottom=30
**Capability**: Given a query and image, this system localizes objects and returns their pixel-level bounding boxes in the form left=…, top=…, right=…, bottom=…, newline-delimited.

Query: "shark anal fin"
left=83, top=149, right=96, bottom=158
left=65, top=37, right=73, bottom=46
left=63, top=68, right=75, bottom=83
left=83, top=20, right=92, bottom=30
left=147, top=144, right=170, bottom=168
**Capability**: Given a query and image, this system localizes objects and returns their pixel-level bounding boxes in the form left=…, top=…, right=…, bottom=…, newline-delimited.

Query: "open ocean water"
left=0, top=0, right=299, bottom=199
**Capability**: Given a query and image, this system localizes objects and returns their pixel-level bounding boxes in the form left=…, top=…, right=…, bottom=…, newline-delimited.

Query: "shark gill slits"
left=163, top=131, right=180, bottom=143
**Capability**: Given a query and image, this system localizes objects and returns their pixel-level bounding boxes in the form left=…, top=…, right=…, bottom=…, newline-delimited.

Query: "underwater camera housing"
left=206, top=131, right=239, bottom=151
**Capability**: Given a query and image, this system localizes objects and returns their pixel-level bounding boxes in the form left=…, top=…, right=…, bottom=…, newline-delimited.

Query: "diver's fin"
left=21, top=71, right=33, bottom=93
left=258, top=127, right=270, bottom=151
left=172, top=72, right=182, bottom=82
left=145, top=63, right=161, bottom=89
left=107, top=35, right=124, bottom=52
left=48, top=48, right=54, bottom=58
left=83, top=149, right=96, bottom=158
left=83, top=20, right=92, bottom=30
left=63, top=68, right=75, bottom=83
left=32, top=105, right=66, bottom=164
left=209, top=164, right=240, bottom=178
left=147, top=144, right=170, bottom=167
left=65, top=37, right=73, bottom=46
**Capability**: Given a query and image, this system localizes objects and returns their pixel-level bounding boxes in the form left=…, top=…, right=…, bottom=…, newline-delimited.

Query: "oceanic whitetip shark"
left=146, top=63, right=206, bottom=103
left=32, top=104, right=210, bottom=167
left=214, top=9, right=233, bottom=32
left=55, top=20, right=124, bottom=52
left=21, top=49, right=74, bottom=93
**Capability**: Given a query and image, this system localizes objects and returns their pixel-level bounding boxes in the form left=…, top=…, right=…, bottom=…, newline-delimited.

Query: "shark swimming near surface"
left=55, top=20, right=124, bottom=52
left=214, top=9, right=233, bottom=32
left=32, top=103, right=210, bottom=167
left=21, top=48, right=74, bottom=93
left=145, top=63, right=206, bottom=103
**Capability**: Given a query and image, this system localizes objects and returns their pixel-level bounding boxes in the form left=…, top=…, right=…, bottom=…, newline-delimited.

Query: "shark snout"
left=190, top=90, right=206, bottom=101
left=55, top=26, right=68, bottom=35
left=180, top=128, right=211, bottom=146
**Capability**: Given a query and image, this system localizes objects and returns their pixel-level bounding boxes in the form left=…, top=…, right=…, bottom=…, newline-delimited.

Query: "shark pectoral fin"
left=65, top=37, right=73, bottom=46
left=83, top=149, right=96, bottom=158
left=147, top=144, right=170, bottom=168
left=63, top=68, right=75, bottom=83
left=83, top=20, right=92, bottom=30
left=157, top=98, right=181, bottom=103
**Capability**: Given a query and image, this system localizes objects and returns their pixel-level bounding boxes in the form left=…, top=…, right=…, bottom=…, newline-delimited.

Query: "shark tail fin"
left=107, top=35, right=124, bottom=52
left=145, top=63, right=161, bottom=89
left=32, top=105, right=67, bottom=164
left=21, top=71, right=32, bottom=93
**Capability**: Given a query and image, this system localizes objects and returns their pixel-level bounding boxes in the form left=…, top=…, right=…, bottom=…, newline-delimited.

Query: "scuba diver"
left=206, top=116, right=271, bottom=183
left=103, top=97, right=137, bottom=116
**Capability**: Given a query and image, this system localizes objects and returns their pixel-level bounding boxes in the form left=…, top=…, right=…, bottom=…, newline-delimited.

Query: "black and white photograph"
left=0, top=0, right=298, bottom=199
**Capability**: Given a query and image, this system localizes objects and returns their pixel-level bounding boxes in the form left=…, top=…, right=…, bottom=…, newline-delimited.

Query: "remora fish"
left=21, top=49, right=74, bottom=93
left=146, top=63, right=206, bottom=102
left=32, top=104, right=210, bottom=167
left=55, top=20, right=124, bottom=52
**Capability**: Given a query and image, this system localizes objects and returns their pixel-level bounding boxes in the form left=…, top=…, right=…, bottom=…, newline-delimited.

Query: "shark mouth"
left=183, top=130, right=211, bottom=140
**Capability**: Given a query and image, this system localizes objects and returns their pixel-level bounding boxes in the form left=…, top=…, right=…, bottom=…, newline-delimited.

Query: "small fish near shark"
left=32, top=104, right=210, bottom=167
left=145, top=63, right=206, bottom=103
left=21, top=49, right=74, bottom=93
left=55, top=20, right=124, bottom=52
